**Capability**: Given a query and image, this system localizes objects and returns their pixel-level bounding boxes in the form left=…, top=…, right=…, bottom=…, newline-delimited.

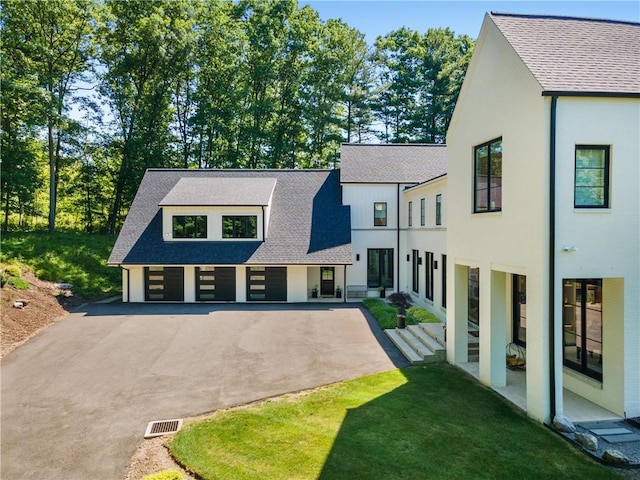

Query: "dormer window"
left=173, top=215, right=207, bottom=238
left=223, top=215, right=257, bottom=239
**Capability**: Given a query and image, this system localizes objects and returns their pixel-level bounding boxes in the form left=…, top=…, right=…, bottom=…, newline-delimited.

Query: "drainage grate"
left=144, top=419, right=183, bottom=439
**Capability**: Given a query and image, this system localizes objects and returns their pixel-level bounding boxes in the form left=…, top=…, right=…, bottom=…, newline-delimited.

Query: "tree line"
left=1, top=0, right=474, bottom=234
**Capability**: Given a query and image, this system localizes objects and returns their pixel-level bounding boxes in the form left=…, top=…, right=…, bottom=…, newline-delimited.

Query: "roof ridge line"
left=490, top=11, right=640, bottom=27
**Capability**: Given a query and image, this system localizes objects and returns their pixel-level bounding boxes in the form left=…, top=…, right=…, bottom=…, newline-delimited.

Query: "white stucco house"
left=446, top=13, right=639, bottom=423
left=108, top=11, right=638, bottom=427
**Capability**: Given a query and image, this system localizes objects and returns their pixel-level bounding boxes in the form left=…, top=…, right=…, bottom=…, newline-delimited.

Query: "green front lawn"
left=169, top=365, right=619, bottom=480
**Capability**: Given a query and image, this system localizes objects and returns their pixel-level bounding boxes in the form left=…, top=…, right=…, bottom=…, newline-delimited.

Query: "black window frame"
left=420, top=197, right=425, bottom=226
left=441, top=254, right=447, bottom=308
left=425, top=251, right=434, bottom=301
left=512, top=274, right=526, bottom=347
left=374, top=202, right=387, bottom=226
left=474, top=137, right=502, bottom=213
left=408, top=201, right=413, bottom=227
left=562, top=279, right=603, bottom=381
left=574, top=145, right=610, bottom=208
left=222, top=215, right=258, bottom=239
left=367, top=248, right=394, bottom=289
left=468, top=267, right=480, bottom=325
left=435, top=194, right=442, bottom=226
left=412, top=249, right=419, bottom=294
left=172, top=215, right=207, bottom=239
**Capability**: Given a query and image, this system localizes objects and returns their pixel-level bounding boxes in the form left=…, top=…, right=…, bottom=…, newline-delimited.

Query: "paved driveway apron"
left=1, top=303, right=406, bottom=479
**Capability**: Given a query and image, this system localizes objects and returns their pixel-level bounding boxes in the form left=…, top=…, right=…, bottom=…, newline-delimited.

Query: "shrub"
left=4, top=265, right=21, bottom=278
left=7, top=277, right=29, bottom=290
left=142, top=470, right=183, bottom=480
left=407, top=306, right=440, bottom=323
left=386, top=291, right=411, bottom=309
left=362, top=298, right=403, bottom=329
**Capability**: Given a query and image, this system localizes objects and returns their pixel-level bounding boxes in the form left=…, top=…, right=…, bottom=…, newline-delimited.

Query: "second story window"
left=420, top=198, right=425, bottom=226
left=436, top=194, right=442, bottom=225
left=222, top=215, right=257, bottom=238
left=575, top=146, right=610, bottom=208
left=474, top=138, right=502, bottom=213
left=374, top=202, right=387, bottom=226
left=408, top=201, right=413, bottom=227
left=172, top=215, right=207, bottom=238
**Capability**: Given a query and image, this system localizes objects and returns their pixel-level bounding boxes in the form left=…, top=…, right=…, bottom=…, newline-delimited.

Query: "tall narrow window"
left=512, top=275, right=526, bottom=347
left=575, top=146, right=610, bottom=208
left=412, top=249, right=419, bottom=293
left=468, top=267, right=480, bottom=325
left=408, top=201, right=413, bottom=227
left=367, top=248, right=393, bottom=288
left=435, top=194, right=442, bottom=226
left=441, top=254, right=447, bottom=308
left=425, top=251, right=434, bottom=301
left=420, top=198, right=426, bottom=226
left=374, top=202, right=387, bottom=226
left=172, top=215, right=207, bottom=238
left=222, top=216, right=257, bottom=238
left=563, top=279, right=603, bottom=381
left=474, top=138, right=502, bottom=213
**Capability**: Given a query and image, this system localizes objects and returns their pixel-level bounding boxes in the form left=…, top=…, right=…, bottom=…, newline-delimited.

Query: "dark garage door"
left=246, top=266, right=287, bottom=301
left=196, top=267, right=236, bottom=301
left=145, top=267, right=184, bottom=301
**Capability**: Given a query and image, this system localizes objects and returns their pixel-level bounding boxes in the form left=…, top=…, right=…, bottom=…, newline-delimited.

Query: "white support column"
left=480, top=270, right=507, bottom=387
left=184, top=266, right=195, bottom=302
left=447, top=264, right=470, bottom=364
left=236, top=266, right=247, bottom=302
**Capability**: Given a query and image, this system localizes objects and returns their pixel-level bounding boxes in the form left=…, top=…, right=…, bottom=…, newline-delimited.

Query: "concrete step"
left=406, top=325, right=446, bottom=361
left=396, top=327, right=437, bottom=362
left=385, top=329, right=425, bottom=365
left=417, top=322, right=446, bottom=348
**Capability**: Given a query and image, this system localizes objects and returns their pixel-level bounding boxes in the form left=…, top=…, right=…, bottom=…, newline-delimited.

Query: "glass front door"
left=320, top=267, right=335, bottom=296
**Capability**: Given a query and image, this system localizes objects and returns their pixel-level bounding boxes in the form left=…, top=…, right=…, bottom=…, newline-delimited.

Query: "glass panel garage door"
left=145, top=267, right=184, bottom=301
left=196, top=267, right=236, bottom=301
left=246, top=267, right=287, bottom=301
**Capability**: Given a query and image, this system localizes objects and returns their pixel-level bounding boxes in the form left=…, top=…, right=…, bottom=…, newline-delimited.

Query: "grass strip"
left=169, top=365, right=619, bottom=480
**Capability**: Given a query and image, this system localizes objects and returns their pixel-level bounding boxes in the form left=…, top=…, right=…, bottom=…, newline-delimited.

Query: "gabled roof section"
left=108, top=169, right=351, bottom=266
left=159, top=177, right=276, bottom=206
left=340, top=143, right=447, bottom=184
left=489, top=12, right=640, bottom=96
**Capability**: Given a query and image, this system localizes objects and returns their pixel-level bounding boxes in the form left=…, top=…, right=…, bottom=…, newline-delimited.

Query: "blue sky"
left=303, top=1, right=640, bottom=41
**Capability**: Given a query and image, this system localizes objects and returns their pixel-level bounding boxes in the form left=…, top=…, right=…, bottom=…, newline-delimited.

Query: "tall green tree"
left=373, top=27, right=473, bottom=143
left=1, top=0, right=97, bottom=231
left=99, top=0, right=194, bottom=233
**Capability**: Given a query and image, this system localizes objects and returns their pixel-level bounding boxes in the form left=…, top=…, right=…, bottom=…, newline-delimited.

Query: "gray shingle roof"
left=489, top=12, right=640, bottom=95
left=108, top=169, right=351, bottom=266
left=340, top=143, right=447, bottom=184
left=159, top=177, right=276, bottom=206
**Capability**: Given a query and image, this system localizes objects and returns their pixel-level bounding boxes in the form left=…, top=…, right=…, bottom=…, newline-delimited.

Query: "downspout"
left=548, top=95, right=558, bottom=423
left=262, top=206, right=266, bottom=240
left=343, top=265, right=347, bottom=303
left=397, top=183, right=401, bottom=292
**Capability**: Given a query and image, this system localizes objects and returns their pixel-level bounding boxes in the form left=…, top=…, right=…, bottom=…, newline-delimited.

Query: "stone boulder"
left=602, top=449, right=630, bottom=465
left=553, top=415, right=576, bottom=433
left=574, top=432, right=598, bottom=451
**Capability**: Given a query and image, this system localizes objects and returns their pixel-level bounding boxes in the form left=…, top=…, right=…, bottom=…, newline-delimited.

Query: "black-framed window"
left=222, top=215, right=257, bottom=238
left=408, top=201, right=413, bottom=227
left=575, top=146, right=610, bottom=208
left=468, top=267, right=479, bottom=325
left=367, top=248, right=393, bottom=288
left=425, top=251, right=434, bottom=301
left=435, top=194, right=442, bottom=226
left=512, top=275, right=526, bottom=347
left=374, top=202, right=387, bottom=226
left=412, top=249, right=419, bottom=293
left=172, top=215, right=207, bottom=238
left=420, top=198, right=425, bottom=226
left=474, top=138, right=502, bottom=213
left=441, top=254, right=447, bottom=308
left=563, top=279, right=603, bottom=381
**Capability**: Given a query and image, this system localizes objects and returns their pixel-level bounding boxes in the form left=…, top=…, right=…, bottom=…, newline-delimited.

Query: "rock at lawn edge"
left=574, top=432, right=598, bottom=451
left=553, top=415, right=576, bottom=433
left=602, top=450, right=630, bottom=465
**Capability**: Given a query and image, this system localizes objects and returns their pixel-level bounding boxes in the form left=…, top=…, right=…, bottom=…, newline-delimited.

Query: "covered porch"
left=306, top=265, right=346, bottom=302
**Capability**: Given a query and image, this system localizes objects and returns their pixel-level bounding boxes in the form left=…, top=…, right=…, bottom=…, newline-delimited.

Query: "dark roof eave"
left=542, top=90, right=640, bottom=98
left=108, top=261, right=353, bottom=266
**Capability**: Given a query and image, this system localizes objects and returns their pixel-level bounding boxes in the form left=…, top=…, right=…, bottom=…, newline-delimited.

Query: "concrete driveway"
left=1, top=302, right=406, bottom=479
